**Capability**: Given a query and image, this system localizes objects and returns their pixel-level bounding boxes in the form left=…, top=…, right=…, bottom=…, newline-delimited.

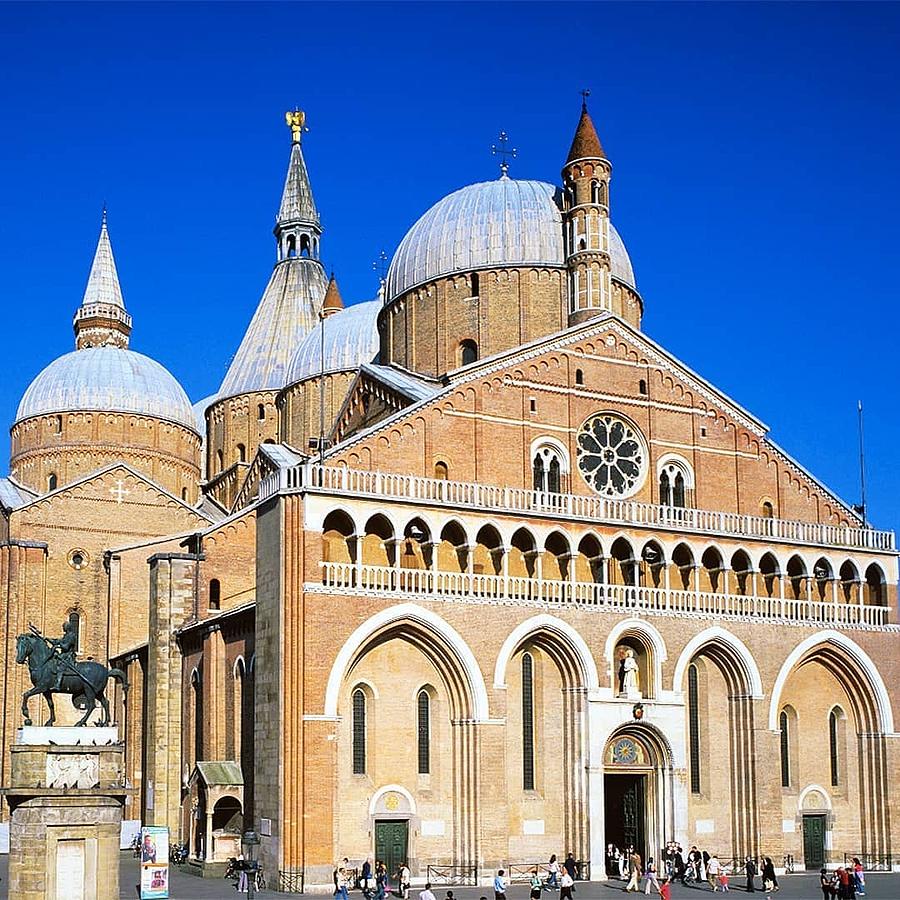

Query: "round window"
left=576, top=412, right=648, bottom=498
left=67, top=549, right=89, bottom=571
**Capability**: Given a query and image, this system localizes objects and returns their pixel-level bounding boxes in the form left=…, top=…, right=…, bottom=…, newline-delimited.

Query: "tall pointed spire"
left=81, top=207, right=125, bottom=309
left=73, top=210, right=132, bottom=350
left=277, top=109, right=320, bottom=230
left=219, top=112, right=327, bottom=398
left=566, top=95, right=606, bottom=164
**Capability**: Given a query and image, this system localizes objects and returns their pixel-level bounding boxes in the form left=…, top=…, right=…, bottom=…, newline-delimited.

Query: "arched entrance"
left=602, top=725, right=674, bottom=867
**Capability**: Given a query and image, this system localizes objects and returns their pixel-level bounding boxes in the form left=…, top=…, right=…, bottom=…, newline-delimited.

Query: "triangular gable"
left=332, top=363, right=441, bottom=444
left=12, top=462, right=214, bottom=525
left=325, top=312, right=861, bottom=522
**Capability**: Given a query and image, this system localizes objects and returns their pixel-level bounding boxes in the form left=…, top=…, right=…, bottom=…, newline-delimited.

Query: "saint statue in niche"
left=617, top=647, right=641, bottom=697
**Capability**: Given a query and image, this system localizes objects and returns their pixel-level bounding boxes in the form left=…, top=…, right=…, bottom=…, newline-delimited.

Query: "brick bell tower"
left=562, top=94, right=614, bottom=326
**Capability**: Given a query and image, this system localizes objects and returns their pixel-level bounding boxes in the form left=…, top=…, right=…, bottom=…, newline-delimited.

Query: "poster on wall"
left=139, top=826, right=169, bottom=899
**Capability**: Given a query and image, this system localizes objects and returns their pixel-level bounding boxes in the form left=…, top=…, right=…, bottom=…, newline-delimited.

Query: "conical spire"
left=322, top=273, right=344, bottom=316
left=73, top=210, right=132, bottom=350
left=81, top=209, right=125, bottom=309
left=566, top=98, right=606, bottom=164
left=277, top=137, right=320, bottom=228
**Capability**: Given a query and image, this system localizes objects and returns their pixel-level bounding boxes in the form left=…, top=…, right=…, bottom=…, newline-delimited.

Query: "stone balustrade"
left=259, top=463, right=896, bottom=553
left=315, top=561, right=892, bottom=629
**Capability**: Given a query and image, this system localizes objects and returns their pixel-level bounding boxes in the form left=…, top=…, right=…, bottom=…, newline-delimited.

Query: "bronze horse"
left=16, top=632, right=127, bottom=727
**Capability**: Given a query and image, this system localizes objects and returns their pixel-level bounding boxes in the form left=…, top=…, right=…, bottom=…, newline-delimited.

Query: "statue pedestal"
left=618, top=688, right=643, bottom=701
left=1, top=728, right=129, bottom=900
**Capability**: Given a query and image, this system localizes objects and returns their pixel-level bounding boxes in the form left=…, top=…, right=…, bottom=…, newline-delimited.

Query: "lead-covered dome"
left=286, top=300, right=380, bottom=383
left=16, top=347, right=197, bottom=432
left=386, top=178, right=635, bottom=299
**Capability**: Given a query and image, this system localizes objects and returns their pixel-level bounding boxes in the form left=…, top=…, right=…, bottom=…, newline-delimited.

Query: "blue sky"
left=1, top=3, right=898, bottom=532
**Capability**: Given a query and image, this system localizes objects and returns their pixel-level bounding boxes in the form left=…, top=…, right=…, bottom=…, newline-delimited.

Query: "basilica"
left=0, top=102, right=897, bottom=889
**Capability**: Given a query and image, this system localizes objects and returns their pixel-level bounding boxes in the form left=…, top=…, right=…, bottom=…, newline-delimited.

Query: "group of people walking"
left=603, top=841, right=791, bottom=894
left=821, top=859, right=866, bottom=899
left=336, top=857, right=411, bottom=900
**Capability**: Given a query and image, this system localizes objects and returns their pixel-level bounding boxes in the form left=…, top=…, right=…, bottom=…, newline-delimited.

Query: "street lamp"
left=242, top=830, right=261, bottom=899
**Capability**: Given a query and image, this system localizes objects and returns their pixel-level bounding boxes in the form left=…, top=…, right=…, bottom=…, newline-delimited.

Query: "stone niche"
left=1, top=728, right=128, bottom=900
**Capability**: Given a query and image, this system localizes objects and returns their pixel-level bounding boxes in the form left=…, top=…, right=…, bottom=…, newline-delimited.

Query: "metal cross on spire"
left=581, top=88, right=591, bottom=109
left=491, top=131, right=517, bottom=178
left=372, top=249, right=389, bottom=283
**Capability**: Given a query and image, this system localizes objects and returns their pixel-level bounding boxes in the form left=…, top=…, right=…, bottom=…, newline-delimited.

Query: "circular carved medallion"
left=576, top=413, right=647, bottom=498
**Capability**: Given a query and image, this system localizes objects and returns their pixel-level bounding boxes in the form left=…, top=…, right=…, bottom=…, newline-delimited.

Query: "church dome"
left=16, top=346, right=197, bottom=432
left=286, top=299, right=380, bottom=383
left=386, top=178, right=636, bottom=300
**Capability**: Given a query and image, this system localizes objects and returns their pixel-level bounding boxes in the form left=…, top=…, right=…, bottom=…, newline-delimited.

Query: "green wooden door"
left=375, top=820, right=409, bottom=879
left=803, top=815, right=826, bottom=870
left=621, top=775, right=646, bottom=863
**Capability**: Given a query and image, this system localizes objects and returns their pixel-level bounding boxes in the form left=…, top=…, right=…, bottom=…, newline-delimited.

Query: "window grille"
left=417, top=691, right=430, bottom=774
left=522, top=653, right=535, bottom=790
left=688, top=664, right=701, bottom=793
left=352, top=689, right=366, bottom=774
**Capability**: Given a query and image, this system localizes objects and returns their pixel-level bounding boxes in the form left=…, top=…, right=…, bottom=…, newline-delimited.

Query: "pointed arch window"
left=780, top=709, right=791, bottom=787
left=658, top=456, right=692, bottom=509
left=829, top=709, right=840, bottom=786
left=533, top=444, right=566, bottom=494
left=417, top=690, right=431, bottom=774
left=522, top=653, right=535, bottom=790
left=48, top=473, right=58, bottom=491
left=688, top=663, right=701, bottom=794
left=352, top=688, right=366, bottom=774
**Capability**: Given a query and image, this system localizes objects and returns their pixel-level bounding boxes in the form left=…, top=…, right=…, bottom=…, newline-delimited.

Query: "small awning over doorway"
left=189, top=760, right=244, bottom=864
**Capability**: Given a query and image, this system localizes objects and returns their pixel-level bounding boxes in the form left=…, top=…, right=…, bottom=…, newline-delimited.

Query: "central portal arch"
left=602, top=723, right=675, bottom=872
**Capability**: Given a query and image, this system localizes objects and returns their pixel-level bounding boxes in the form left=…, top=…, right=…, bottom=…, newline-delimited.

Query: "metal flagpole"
left=857, top=400, right=867, bottom=524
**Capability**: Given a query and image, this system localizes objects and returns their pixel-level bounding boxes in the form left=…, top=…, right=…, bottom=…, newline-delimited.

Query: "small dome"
left=286, top=300, right=380, bottom=384
left=386, top=178, right=636, bottom=299
left=16, top=347, right=197, bottom=432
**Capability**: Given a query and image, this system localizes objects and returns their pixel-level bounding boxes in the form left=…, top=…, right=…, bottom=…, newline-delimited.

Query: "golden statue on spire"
left=285, top=108, right=306, bottom=143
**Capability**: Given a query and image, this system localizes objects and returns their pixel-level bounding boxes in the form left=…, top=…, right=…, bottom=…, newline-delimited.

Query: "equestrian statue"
left=16, top=617, right=127, bottom=727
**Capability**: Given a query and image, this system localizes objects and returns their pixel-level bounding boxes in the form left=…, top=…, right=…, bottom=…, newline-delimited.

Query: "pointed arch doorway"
left=603, top=726, right=674, bottom=867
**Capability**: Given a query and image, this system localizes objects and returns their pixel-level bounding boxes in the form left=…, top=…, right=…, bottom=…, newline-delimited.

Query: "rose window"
left=576, top=413, right=647, bottom=498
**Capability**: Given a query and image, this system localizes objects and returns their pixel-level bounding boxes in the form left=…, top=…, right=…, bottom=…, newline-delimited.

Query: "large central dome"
left=386, top=177, right=635, bottom=300
left=16, top=347, right=197, bottom=432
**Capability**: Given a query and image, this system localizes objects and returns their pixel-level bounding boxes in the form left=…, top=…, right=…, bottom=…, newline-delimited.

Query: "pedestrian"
left=338, top=868, right=352, bottom=900
left=375, top=862, right=387, bottom=900
left=361, top=860, right=374, bottom=899
left=673, top=846, right=685, bottom=885
left=607, top=844, right=618, bottom=878
left=563, top=852, right=577, bottom=890
left=547, top=854, right=560, bottom=889
left=687, top=846, right=702, bottom=883
left=658, top=875, right=672, bottom=900
left=717, top=868, right=730, bottom=893
left=419, top=883, right=436, bottom=900
left=625, top=849, right=642, bottom=893
left=619, top=849, right=629, bottom=880
left=494, top=869, right=508, bottom=900
left=761, top=857, right=779, bottom=893
left=530, top=868, right=544, bottom=900
left=559, top=868, right=574, bottom=900
left=851, top=858, right=865, bottom=896
left=745, top=857, right=757, bottom=893
left=642, top=857, right=660, bottom=895
left=398, top=863, right=411, bottom=900
left=707, top=855, right=720, bottom=891
left=820, top=869, right=836, bottom=900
